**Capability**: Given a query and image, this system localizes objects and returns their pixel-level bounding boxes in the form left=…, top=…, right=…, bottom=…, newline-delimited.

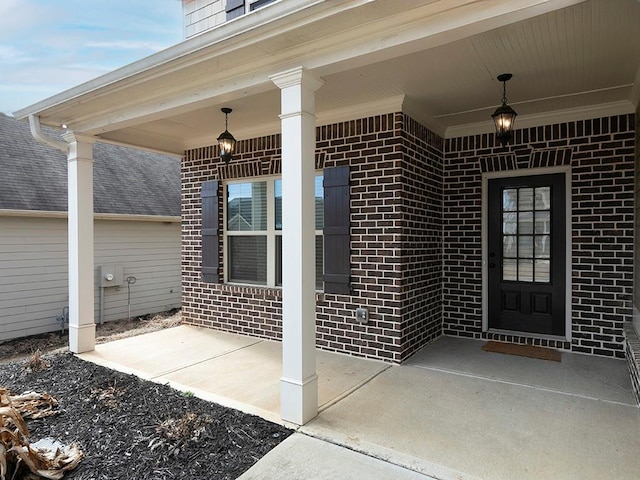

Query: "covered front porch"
left=14, top=0, right=640, bottom=426
left=79, top=326, right=640, bottom=479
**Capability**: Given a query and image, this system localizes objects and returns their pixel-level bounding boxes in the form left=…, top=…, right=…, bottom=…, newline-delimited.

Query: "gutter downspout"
left=29, top=115, right=67, bottom=152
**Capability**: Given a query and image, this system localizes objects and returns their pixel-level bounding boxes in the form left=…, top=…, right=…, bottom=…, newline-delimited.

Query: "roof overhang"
left=14, top=0, right=640, bottom=155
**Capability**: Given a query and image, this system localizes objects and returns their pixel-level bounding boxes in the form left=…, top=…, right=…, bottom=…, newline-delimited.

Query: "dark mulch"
left=0, top=353, right=292, bottom=479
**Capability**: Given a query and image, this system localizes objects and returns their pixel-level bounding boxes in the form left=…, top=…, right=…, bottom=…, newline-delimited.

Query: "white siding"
left=0, top=216, right=181, bottom=341
left=183, top=0, right=227, bottom=38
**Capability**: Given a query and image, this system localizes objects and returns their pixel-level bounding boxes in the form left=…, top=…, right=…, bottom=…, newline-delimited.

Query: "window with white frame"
left=224, top=175, right=324, bottom=289
left=226, top=0, right=277, bottom=21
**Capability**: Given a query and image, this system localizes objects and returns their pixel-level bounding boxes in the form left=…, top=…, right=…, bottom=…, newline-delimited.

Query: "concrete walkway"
left=80, top=327, right=640, bottom=480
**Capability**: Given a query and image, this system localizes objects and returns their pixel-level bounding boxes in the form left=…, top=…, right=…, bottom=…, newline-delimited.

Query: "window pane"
left=518, top=259, right=533, bottom=282
left=275, top=180, right=282, bottom=230
left=503, top=189, right=517, bottom=211
left=535, top=235, right=551, bottom=258
left=315, top=176, right=324, bottom=230
left=228, top=236, right=267, bottom=284
left=503, top=212, right=517, bottom=234
left=503, top=258, right=517, bottom=281
left=276, top=235, right=282, bottom=286
left=503, top=236, right=517, bottom=258
left=275, top=235, right=323, bottom=290
left=519, top=236, right=534, bottom=258
left=227, top=182, right=267, bottom=231
left=535, top=259, right=550, bottom=283
left=518, top=211, right=533, bottom=234
left=535, top=211, right=550, bottom=234
left=535, top=187, right=551, bottom=210
left=519, top=188, right=534, bottom=210
left=275, top=176, right=323, bottom=230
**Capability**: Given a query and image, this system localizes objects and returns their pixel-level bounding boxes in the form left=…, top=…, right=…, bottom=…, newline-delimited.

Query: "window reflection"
left=501, top=184, right=553, bottom=283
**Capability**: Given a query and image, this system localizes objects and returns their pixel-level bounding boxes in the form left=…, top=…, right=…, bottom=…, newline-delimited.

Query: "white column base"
left=69, top=323, right=96, bottom=353
left=281, top=373, right=319, bottom=425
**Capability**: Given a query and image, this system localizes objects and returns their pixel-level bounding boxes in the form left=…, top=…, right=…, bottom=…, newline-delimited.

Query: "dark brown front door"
left=487, top=173, right=566, bottom=336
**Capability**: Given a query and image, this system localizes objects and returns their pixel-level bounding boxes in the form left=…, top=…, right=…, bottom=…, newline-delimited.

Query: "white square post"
left=270, top=67, right=324, bottom=425
left=63, top=132, right=96, bottom=353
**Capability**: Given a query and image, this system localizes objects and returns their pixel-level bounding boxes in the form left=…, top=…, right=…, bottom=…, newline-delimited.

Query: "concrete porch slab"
left=79, top=325, right=260, bottom=379
left=158, top=336, right=389, bottom=421
left=406, top=336, right=634, bottom=405
left=80, top=325, right=389, bottom=423
left=303, top=337, right=640, bottom=480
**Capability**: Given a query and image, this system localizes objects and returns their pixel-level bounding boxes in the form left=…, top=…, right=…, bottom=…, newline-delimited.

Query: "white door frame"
left=481, top=165, right=572, bottom=342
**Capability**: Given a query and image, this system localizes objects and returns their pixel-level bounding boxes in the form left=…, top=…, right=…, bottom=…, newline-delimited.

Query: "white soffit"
left=15, top=0, right=640, bottom=152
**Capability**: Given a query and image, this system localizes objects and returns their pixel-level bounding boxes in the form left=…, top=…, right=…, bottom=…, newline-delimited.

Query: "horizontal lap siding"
left=184, top=0, right=227, bottom=38
left=95, top=221, right=182, bottom=321
left=0, top=217, right=68, bottom=339
left=444, top=114, right=635, bottom=358
left=0, top=217, right=181, bottom=341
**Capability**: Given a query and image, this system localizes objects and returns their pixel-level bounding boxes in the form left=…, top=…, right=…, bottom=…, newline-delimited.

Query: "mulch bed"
left=0, top=353, right=292, bottom=479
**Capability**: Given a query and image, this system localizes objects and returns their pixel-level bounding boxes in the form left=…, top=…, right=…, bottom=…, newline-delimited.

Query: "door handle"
left=489, top=263, right=496, bottom=268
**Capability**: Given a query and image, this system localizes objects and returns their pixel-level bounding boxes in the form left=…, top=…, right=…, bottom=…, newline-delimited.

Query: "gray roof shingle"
left=0, top=113, right=181, bottom=217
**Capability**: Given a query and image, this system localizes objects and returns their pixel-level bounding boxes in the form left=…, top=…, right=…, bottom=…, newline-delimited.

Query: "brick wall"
left=397, top=116, right=444, bottom=358
left=182, top=113, right=444, bottom=363
left=184, top=111, right=634, bottom=362
left=628, top=102, right=640, bottom=403
left=444, top=114, right=636, bottom=358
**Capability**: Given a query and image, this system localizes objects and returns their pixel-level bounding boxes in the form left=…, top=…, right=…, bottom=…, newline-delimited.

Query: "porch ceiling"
left=15, top=0, right=640, bottom=155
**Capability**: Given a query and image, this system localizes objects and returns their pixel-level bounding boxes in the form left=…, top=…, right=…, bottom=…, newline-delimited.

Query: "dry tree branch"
left=0, top=387, right=82, bottom=480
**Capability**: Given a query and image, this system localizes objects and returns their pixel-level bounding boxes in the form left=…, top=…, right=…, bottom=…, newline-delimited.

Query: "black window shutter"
left=226, top=0, right=245, bottom=20
left=323, top=166, right=351, bottom=294
left=201, top=180, right=220, bottom=283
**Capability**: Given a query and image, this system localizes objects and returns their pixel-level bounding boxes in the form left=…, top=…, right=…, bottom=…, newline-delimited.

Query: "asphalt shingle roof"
left=0, top=113, right=181, bottom=217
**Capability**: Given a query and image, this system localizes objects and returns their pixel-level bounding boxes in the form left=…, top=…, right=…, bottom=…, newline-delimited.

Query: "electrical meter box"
left=99, top=265, right=123, bottom=287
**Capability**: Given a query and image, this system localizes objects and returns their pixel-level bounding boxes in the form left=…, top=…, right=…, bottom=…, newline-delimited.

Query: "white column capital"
left=63, top=132, right=96, bottom=163
left=270, top=66, right=324, bottom=92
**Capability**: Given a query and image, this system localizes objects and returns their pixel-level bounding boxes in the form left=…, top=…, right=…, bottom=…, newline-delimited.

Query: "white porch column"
left=62, top=132, right=96, bottom=353
left=270, top=67, right=324, bottom=425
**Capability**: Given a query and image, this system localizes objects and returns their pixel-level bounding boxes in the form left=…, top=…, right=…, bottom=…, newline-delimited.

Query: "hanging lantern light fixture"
left=491, top=73, right=517, bottom=146
left=217, top=107, right=236, bottom=164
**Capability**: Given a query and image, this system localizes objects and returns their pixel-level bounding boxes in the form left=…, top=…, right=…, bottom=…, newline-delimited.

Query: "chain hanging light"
left=217, top=107, right=236, bottom=164
left=491, top=73, right=517, bottom=146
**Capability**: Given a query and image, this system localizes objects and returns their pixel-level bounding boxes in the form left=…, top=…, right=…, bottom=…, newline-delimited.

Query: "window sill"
left=220, top=282, right=324, bottom=299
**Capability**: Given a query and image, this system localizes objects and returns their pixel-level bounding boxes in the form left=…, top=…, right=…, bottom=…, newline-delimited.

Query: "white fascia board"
left=94, top=214, right=181, bottom=223
left=0, top=209, right=180, bottom=223
left=0, top=209, right=67, bottom=219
